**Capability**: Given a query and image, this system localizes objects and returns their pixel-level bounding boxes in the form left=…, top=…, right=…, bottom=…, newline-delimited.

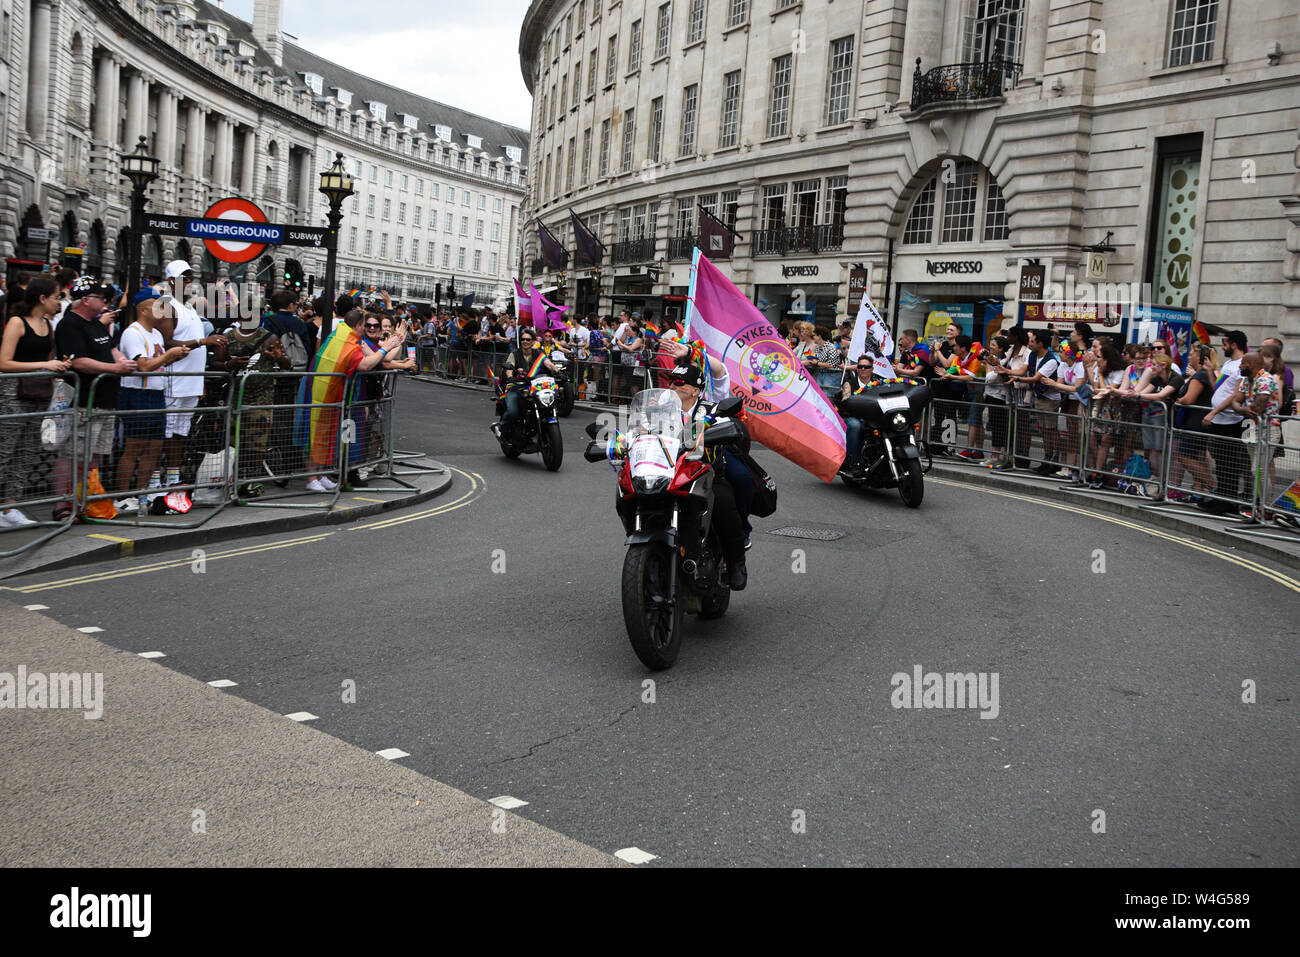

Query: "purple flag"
left=538, top=221, right=568, bottom=269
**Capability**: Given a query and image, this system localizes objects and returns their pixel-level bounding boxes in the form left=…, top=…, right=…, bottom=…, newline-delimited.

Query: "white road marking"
left=285, top=712, right=319, bottom=722
left=137, top=651, right=166, bottom=659
left=488, top=795, right=528, bottom=809
left=376, top=748, right=410, bottom=760
left=23, top=604, right=48, bottom=611
left=207, top=679, right=237, bottom=688
left=76, top=626, right=103, bottom=633
left=614, top=847, right=658, bottom=865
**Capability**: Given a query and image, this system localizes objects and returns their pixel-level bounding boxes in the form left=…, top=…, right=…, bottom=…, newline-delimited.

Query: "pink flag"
left=529, top=281, right=570, bottom=333
left=686, top=249, right=846, bottom=482
left=513, top=278, right=534, bottom=328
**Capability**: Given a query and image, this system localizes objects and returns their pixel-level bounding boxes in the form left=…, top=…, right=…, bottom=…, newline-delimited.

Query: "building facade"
left=518, top=0, right=1300, bottom=350
left=2, top=0, right=528, bottom=309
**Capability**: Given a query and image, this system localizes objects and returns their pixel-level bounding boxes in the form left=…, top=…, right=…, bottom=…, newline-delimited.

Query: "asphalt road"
left=8, top=378, right=1297, bottom=866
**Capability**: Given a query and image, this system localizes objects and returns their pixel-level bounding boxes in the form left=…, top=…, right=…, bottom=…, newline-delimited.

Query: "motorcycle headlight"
left=891, top=412, right=908, bottom=430
left=538, top=390, right=555, bottom=406
left=632, top=475, right=669, bottom=494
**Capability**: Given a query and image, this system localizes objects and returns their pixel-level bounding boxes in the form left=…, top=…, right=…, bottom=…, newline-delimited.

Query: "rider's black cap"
left=670, top=364, right=704, bottom=389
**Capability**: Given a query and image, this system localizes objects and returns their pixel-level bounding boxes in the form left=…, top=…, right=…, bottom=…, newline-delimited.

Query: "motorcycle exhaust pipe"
left=682, top=558, right=698, bottom=576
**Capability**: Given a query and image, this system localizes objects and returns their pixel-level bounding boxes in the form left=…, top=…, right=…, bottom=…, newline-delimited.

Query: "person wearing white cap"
left=156, top=260, right=225, bottom=486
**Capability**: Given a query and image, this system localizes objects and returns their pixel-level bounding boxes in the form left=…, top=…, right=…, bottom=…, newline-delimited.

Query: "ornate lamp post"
left=317, top=152, right=355, bottom=334
left=120, top=135, right=160, bottom=306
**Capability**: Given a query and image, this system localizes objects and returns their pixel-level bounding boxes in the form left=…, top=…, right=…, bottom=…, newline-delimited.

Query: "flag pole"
left=684, top=247, right=700, bottom=341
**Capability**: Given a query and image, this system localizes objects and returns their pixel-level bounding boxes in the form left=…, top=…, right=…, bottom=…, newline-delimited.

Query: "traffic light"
left=307, top=274, right=315, bottom=296
left=435, top=282, right=442, bottom=305
left=283, top=259, right=304, bottom=291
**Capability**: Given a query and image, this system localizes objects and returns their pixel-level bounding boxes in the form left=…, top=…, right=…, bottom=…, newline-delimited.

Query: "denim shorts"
left=117, top=387, right=166, bottom=440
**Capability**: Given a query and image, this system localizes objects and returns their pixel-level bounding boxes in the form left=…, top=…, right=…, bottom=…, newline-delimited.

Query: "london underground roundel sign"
left=200, top=197, right=272, bottom=264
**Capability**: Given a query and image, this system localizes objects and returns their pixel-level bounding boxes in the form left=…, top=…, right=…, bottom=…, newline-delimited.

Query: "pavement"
left=0, top=454, right=453, bottom=581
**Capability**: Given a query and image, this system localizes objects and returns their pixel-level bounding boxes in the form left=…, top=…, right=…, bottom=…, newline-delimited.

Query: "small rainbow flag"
left=1192, top=320, right=1210, bottom=344
left=913, top=343, right=932, bottom=363
left=1272, top=480, right=1300, bottom=514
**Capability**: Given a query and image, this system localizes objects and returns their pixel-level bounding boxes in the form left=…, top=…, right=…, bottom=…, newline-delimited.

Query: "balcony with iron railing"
left=909, top=57, right=1023, bottom=112
left=668, top=233, right=735, bottom=260
left=611, top=236, right=656, bottom=264
left=752, top=223, right=844, bottom=257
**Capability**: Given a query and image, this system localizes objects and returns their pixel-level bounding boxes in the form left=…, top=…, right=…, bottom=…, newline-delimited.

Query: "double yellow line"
left=929, top=477, right=1300, bottom=593
left=4, top=467, right=486, bottom=594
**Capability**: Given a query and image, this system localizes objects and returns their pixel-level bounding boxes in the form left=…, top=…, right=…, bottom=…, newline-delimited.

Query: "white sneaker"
left=115, top=498, right=139, bottom=514
left=1, top=508, right=38, bottom=528
left=306, top=478, right=328, bottom=493
left=318, top=475, right=338, bottom=490
left=0, top=511, right=17, bottom=529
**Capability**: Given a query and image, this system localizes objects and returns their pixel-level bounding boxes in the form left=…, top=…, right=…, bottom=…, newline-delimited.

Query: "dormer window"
left=301, top=72, right=324, bottom=96
left=368, top=101, right=387, bottom=122
left=237, top=40, right=255, bottom=58
left=399, top=113, right=420, bottom=129
left=466, top=134, right=483, bottom=149
left=434, top=125, right=452, bottom=142
left=205, top=23, right=228, bottom=45
left=333, top=87, right=353, bottom=107
left=504, top=145, right=522, bottom=163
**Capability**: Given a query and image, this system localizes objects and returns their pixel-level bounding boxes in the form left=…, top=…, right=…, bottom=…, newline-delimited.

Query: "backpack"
left=267, top=315, right=310, bottom=370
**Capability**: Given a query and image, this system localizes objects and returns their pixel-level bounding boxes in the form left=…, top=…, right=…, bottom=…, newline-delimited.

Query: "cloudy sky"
left=223, top=0, right=535, bottom=130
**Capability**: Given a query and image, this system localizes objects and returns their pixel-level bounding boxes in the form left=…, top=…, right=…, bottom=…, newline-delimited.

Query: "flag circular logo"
left=723, top=323, right=816, bottom=416
left=201, top=197, right=271, bottom=264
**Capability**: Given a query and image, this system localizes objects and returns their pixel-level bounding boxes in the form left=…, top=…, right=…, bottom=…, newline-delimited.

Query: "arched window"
left=900, top=160, right=1009, bottom=245
left=86, top=220, right=105, bottom=275
left=142, top=235, right=163, bottom=282
left=174, top=238, right=192, bottom=267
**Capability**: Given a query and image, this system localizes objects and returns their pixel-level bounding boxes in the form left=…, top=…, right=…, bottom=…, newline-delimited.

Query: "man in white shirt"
left=1200, top=329, right=1248, bottom=511
left=156, top=260, right=226, bottom=486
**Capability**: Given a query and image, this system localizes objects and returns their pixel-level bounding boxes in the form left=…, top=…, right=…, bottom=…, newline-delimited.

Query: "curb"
left=1, top=458, right=454, bottom=580
left=928, top=460, right=1300, bottom=573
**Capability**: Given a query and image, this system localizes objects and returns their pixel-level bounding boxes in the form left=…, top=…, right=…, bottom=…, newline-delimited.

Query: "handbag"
left=734, top=449, right=778, bottom=517
left=17, top=374, right=53, bottom=402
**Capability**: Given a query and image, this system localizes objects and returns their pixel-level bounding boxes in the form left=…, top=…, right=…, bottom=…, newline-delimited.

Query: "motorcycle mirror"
left=715, top=396, right=743, bottom=418
left=583, top=440, right=608, bottom=462
left=584, top=421, right=600, bottom=439
left=702, top=419, right=743, bottom=448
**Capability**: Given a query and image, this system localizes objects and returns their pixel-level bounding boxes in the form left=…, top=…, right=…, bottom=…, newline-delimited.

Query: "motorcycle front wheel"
left=622, top=543, right=683, bottom=669
left=540, top=421, right=563, bottom=471
left=898, top=458, right=924, bottom=508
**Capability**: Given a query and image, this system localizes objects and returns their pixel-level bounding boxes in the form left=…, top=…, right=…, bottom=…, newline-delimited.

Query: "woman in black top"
left=1172, top=344, right=1217, bottom=498
left=0, top=277, right=71, bottom=527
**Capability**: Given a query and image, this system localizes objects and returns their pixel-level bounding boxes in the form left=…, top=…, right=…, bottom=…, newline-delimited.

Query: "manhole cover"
left=767, top=525, right=847, bottom=542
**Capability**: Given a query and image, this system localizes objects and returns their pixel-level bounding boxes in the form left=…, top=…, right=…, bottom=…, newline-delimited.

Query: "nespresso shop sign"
left=925, top=259, right=983, bottom=276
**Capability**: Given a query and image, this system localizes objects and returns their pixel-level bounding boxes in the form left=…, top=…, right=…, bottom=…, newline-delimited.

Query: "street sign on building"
left=1085, top=251, right=1109, bottom=281
left=1019, top=264, right=1045, bottom=302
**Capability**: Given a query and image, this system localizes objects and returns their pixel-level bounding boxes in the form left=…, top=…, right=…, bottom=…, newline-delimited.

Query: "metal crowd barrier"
left=0, top=372, right=79, bottom=557
left=233, top=370, right=345, bottom=508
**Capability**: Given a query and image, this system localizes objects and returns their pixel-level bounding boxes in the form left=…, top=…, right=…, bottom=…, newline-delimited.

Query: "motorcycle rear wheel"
left=622, top=543, right=683, bottom=669
left=698, top=587, right=731, bottom=619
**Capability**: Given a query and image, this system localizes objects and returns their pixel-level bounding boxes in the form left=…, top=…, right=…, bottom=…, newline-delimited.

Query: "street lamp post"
left=317, top=152, right=355, bottom=336
left=120, top=135, right=160, bottom=307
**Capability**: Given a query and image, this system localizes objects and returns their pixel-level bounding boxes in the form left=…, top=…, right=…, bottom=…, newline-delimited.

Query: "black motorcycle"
left=837, top=379, right=932, bottom=507
left=583, top=390, right=748, bottom=669
left=547, top=351, right=576, bottom=418
left=494, top=374, right=563, bottom=471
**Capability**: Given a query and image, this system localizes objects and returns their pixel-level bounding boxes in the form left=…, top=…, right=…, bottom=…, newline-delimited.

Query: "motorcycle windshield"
left=627, top=389, right=683, bottom=484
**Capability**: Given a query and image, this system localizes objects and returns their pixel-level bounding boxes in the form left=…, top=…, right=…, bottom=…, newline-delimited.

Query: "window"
left=367, top=195, right=376, bottom=216
left=964, top=0, right=1025, bottom=66
left=474, top=250, right=482, bottom=272
left=754, top=186, right=785, bottom=234
left=463, top=190, right=471, bottom=207
left=398, top=202, right=407, bottom=223
left=983, top=179, right=1008, bottom=240
left=416, top=179, right=424, bottom=195
left=444, top=211, right=453, bottom=233
left=379, top=234, right=388, bottom=257
left=825, top=176, right=847, bottom=225
left=588, top=50, right=599, bottom=95
left=369, top=165, right=377, bottom=182
left=349, top=226, right=358, bottom=252
left=400, top=174, right=408, bottom=190
left=675, top=196, right=694, bottom=236
left=447, top=187, right=455, bottom=203
left=768, top=55, right=792, bottom=137
left=902, top=181, right=936, bottom=244
left=460, top=216, right=469, bottom=236
left=791, top=179, right=819, bottom=227
left=687, top=0, right=705, bottom=44
left=383, top=198, right=391, bottom=220
left=679, top=84, right=698, bottom=156
left=599, top=119, right=611, bottom=176
left=560, top=74, right=568, bottom=113
left=442, top=246, right=451, bottom=268
left=554, top=146, right=563, bottom=195
left=621, top=108, right=636, bottom=172
left=430, top=183, right=439, bottom=199
left=427, top=244, right=435, bottom=266
left=414, top=206, right=422, bottom=226
left=549, top=83, right=557, bottom=125
left=573, top=61, right=583, bottom=104
left=385, top=170, right=393, bottom=186
left=411, top=237, right=419, bottom=261
left=493, top=222, right=501, bottom=241
left=940, top=160, right=979, bottom=242
left=721, top=189, right=740, bottom=229
left=458, top=248, right=466, bottom=268
left=579, top=0, right=587, bottom=26
left=628, top=20, right=642, bottom=72
left=719, top=71, right=741, bottom=148
left=825, top=36, right=855, bottom=125
left=395, top=236, right=404, bottom=259
left=605, top=35, right=618, bottom=86
left=564, top=10, right=573, bottom=45
left=476, top=219, right=485, bottom=239
left=582, top=127, right=593, bottom=184
left=1168, top=0, right=1218, bottom=66
left=567, top=136, right=577, bottom=189
left=727, top=0, right=749, bottom=29
left=479, top=195, right=486, bottom=210
left=490, top=252, right=499, bottom=274
left=655, top=4, right=672, bottom=59
left=649, top=97, right=664, bottom=163
left=352, top=195, right=360, bottom=213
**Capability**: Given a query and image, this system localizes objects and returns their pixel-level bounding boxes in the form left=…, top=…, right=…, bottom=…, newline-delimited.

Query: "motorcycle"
left=494, top=374, right=564, bottom=471
left=546, top=351, right=576, bottom=418
left=837, top=378, right=932, bottom=507
left=584, top=389, right=748, bottom=670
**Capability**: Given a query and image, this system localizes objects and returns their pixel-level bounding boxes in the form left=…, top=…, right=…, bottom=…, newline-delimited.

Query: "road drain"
left=767, top=525, right=847, bottom=542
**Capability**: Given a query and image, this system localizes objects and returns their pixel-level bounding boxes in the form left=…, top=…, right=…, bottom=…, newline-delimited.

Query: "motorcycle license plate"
left=878, top=395, right=910, bottom=413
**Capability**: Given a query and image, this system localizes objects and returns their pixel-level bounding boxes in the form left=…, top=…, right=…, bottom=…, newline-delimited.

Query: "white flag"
left=849, top=292, right=896, bottom=380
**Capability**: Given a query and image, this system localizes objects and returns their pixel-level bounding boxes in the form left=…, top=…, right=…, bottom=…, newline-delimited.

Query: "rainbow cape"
left=1192, top=320, right=1210, bottom=344
left=297, top=322, right=363, bottom=467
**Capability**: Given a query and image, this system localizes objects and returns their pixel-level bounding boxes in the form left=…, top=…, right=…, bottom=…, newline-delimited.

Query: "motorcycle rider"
left=665, top=361, right=748, bottom=590
left=838, top=354, right=879, bottom=473
left=493, top=327, right=560, bottom=436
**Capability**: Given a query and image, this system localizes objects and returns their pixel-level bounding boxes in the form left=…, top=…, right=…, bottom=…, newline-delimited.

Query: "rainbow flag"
left=298, top=321, right=363, bottom=467
left=686, top=248, right=846, bottom=482
left=1192, top=320, right=1210, bottom=344
left=1272, top=480, right=1300, bottom=514
left=913, top=342, right=932, bottom=364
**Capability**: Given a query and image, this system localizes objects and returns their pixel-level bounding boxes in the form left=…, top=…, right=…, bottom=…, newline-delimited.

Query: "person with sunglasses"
left=838, top=356, right=880, bottom=473
left=492, top=328, right=561, bottom=436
